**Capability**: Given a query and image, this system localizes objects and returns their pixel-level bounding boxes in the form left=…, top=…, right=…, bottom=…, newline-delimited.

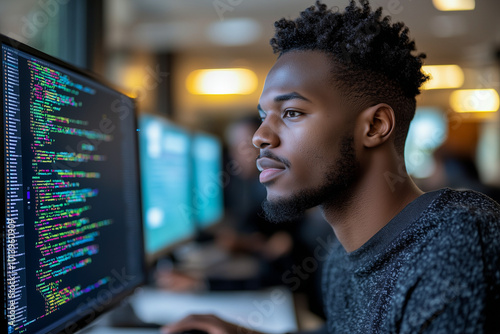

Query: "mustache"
left=256, top=150, right=291, bottom=168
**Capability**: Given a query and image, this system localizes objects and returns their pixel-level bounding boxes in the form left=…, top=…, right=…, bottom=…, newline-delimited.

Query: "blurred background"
left=2, top=0, right=500, bottom=329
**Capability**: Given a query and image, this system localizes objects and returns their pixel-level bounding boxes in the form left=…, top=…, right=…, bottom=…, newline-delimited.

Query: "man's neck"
left=322, top=158, right=424, bottom=253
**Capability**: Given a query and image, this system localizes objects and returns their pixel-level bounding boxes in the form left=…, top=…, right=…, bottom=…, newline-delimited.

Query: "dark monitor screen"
left=1, top=35, right=145, bottom=333
left=138, top=114, right=195, bottom=261
left=191, top=132, right=224, bottom=229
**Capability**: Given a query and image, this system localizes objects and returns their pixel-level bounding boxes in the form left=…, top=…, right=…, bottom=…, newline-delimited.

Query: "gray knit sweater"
left=322, top=188, right=500, bottom=333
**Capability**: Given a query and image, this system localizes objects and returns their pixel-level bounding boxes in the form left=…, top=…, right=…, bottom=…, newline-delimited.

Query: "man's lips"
left=256, top=157, right=286, bottom=183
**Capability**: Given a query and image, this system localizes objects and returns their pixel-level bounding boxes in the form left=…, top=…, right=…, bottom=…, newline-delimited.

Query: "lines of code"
left=3, top=45, right=29, bottom=332
left=3, top=43, right=143, bottom=334
left=26, top=59, right=114, bottom=318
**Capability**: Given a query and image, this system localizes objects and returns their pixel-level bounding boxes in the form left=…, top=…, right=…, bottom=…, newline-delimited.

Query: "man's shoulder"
left=428, top=187, right=499, bottom=214
left=393, top=187, right=500, bottom=296
left=392, top=188, right=500, bottom=263
left=421, top=188, right=500, bottom=235
left=387, top=188, right=500, bottom=333
left=413, top=188, right=500, bottom=258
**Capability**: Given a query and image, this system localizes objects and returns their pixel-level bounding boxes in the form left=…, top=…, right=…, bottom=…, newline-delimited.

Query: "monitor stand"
left=106, top=298, right=163, bottom=329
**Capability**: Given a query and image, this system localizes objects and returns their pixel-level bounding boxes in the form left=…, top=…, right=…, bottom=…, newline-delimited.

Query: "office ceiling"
left=109, top=0, right=500, bottom=66
left=0, top=0, right=499, bottom=66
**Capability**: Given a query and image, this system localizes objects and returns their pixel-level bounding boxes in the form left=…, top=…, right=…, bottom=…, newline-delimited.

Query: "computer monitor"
left=191, top=132, right=224, bottom=230
left=1, top=35, right=145, bottom=333
left=138, top=114, right=195, bottom=262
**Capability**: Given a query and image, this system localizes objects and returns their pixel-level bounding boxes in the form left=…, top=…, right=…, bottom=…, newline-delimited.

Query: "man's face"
left=253, top=50, right=359, bottom=222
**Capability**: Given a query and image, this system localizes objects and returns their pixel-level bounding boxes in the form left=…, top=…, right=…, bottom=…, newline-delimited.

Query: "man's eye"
left=284, top=110, right=302, bottom=118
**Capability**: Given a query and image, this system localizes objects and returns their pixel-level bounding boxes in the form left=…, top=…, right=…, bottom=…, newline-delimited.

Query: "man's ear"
left=357, top=103, right=395, bottom=149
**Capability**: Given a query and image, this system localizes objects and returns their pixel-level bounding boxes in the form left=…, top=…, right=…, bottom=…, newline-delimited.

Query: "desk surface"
left=83, top=286, right=298, bottom=334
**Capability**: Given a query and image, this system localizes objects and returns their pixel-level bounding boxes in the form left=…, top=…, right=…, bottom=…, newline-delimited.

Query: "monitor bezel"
left=0, top=33, right=147, bottom=334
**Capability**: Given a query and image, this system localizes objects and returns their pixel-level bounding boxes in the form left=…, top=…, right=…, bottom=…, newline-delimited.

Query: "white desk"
left=84, top=286, right=297, bottom=334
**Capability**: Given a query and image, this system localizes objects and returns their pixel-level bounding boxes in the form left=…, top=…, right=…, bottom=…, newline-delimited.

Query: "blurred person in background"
left=220, top=115, right=294, bottom=261
left=421, top=146, right=500, bottom=204
left=157, top=116, right=332, bottom=319
left=219, top=115, right=333, bottom=318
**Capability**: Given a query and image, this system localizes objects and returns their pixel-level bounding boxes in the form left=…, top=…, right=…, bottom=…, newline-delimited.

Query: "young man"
left=164, top=1, right=500, bottom=333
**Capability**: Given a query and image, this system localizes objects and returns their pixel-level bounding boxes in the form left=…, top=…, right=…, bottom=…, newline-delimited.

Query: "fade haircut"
left=270, top=0, right=429, bottom=153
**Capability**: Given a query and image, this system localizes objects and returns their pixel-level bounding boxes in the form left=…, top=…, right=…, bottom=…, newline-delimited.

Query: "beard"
left=262, top=135, right=359, bottom=224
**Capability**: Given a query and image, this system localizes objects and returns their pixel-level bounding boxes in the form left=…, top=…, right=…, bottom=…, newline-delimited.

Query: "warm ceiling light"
left=186, top=68, right=258, bottom=95
left=422, top=65, right=464, bottom=90
left=450, top=89, right=499, bottom=113
left=432, top=0, right=475, bottom=11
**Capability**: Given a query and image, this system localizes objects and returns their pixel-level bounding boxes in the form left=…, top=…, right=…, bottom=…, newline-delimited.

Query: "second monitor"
left=138, top=114, right=224, bottom=263
left=191, top=131, right=224, bottom=230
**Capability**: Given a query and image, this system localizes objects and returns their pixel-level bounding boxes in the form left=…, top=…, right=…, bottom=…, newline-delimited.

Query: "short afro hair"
left=270, top=0, right=429, bottom=153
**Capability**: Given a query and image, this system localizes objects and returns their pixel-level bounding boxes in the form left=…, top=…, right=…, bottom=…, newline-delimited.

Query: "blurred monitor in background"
left=191, top=132, right=224, bottom=231
left=138, top=114, right=196, bottom=264
left=404, top=107, right=447, bottom=180
left=405, top=109, right=500, bottom=204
